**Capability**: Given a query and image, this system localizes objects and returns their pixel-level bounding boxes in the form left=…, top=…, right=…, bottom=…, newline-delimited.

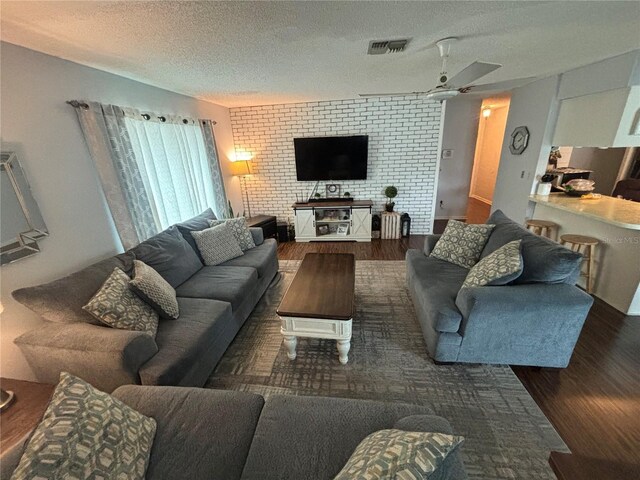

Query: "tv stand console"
left=293, top=200, right=372, bottom=242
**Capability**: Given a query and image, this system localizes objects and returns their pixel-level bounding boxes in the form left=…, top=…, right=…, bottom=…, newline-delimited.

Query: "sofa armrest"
left=455, top=283, right=593, bottom=367
left=423, top=234, right=442, bottom=256
left=250, top=227, right=264, bottom=246
left=15, top=322, right=158, bottom=392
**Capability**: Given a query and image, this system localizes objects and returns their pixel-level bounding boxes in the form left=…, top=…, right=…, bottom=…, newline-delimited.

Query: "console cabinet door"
left=351, top=208, right=372, bottom=238
left=295, top=209, right=315, bottom=238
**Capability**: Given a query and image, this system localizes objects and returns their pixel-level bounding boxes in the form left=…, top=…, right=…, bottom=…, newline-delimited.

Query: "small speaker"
left=277, top=222, right=289, bottom=242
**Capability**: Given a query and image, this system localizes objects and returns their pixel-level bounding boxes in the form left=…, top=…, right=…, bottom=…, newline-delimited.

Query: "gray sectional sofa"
left=13, top=209, right=278, bottom=392
left=1, top=387, right=468, bottom=480
left=406, top=210, right=594, bottom=367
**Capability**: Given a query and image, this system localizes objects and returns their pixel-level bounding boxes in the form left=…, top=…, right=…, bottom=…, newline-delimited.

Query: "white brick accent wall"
left=229, top=96, right=442, bottom=234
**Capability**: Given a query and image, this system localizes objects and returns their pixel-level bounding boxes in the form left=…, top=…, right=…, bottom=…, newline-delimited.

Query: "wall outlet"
left=441, top=149, right=453, bottom=160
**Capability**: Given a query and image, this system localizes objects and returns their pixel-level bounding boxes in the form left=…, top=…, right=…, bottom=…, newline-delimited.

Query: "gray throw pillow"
left=129, top=226, right=202, bottom=288
left=129, top=260, right=179, bottom=320
left=462, top=240, right=523, bottom=288
left=176, top=208, right=217, bottom=261
left=83, top=268, right=159, bottom=337
left=192, top=223, right=244, bottom=266
left=483, top=210, right=583, bottom=284
left=430, top=219, right=495, bottom=269
left=209, top=217, right=256, bottom=251
left=11, top=372, right=156, bottom=480
left=334, top=429, right=464, bottom=479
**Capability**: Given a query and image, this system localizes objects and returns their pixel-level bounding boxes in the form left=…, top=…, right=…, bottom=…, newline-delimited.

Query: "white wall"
left=492, top=76, right=561, bottom=222
left=436, top=97, right=481, bottom=219
left=0, top=42, right=238, bottom=380
left=229, top=97, right=442, bottom=233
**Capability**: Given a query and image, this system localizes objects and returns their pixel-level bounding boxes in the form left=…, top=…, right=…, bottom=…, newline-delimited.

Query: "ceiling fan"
left=360, top=37, right=534, bottom=101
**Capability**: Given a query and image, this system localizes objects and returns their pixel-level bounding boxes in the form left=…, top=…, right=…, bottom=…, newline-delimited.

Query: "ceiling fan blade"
left=461, top=76, right=537, bottom=93
left=448, top=61, right=502, bottom=88
left=358, top=92, right=427, bottom=98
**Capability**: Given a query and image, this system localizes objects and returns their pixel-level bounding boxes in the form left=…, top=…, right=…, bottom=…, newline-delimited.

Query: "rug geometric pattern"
left=206, top=260, right=568, bottom=480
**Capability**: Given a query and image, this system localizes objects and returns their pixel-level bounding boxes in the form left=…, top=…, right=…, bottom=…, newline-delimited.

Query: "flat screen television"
left=294, top=135, right=368, bottom=181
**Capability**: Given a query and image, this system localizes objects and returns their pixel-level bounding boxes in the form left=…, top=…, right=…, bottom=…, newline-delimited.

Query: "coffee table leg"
left=284, top=335, right=297, bottom=360
left=337, top=339, right=350, bottom=365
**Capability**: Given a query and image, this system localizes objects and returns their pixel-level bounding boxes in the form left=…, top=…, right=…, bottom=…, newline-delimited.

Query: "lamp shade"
left=231, top=160, right=252, bottom=176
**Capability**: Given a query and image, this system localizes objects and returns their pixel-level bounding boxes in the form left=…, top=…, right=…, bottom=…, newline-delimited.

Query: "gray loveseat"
left=13, top=209, right=278, bottom=392
left=406, top=210, right=594, bottom=367
left=1, top=387, right=467, bottom=480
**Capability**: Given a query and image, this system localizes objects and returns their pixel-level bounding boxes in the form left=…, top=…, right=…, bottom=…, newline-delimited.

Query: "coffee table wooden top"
left=277, top=253, right=355, bottom=321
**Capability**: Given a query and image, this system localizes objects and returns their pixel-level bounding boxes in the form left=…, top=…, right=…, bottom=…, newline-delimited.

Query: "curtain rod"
left=66, top=100, right=217, bottom=125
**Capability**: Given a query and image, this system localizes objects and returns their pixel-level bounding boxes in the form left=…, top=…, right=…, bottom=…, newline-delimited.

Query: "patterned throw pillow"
left=83, top=268, right=159, bottom=337
left=11, top=372, right=156, bottom=480
left=430, top=220, right=495, bottom=269
left=192, top=222, right=244, bottom=266
left=209, top=217, right=256, bottom=251
left=129, top=260, right=179, bottom=320
left=334, top=429, right=464, bottom=480
left=463, top=240, right=523, bottom=288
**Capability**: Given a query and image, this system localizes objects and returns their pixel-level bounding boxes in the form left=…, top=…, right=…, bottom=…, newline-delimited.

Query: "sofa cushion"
left=393, top=415, right=468, bottom=480
left=334, top=429, right=463, bottom=480
left=138, top=297, right=233, bottom=386
left=12, top=252, right=135, bottom=325
left=175, top=208, right=217, bottom=262
left=83, top=268, right=159, bottom=337
left=406, top=250, right=466, bottom=333
left=431, top=219, right=494, bottom=269
left=130, top=226, right=203, bottom=288
left=192, top=223, right=244, bottom=266
left=240, top=394, right=438, bottom=480
left=175, top=266, right=258, bottom=311
left=113, top=386, right=264, bottom=480
left=12, top=372, right=156, bottom=480
left=210, top=217, right=256, bottom=251
left=483, top=210, right=582, bottom=284
left=463, top=240, right=523, bottom=288
left=219, top=239, right=277, bottom=278
left=130, top=260, right=179, bottom=320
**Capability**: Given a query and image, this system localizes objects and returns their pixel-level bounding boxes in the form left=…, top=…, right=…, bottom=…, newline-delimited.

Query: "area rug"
left=206, top=260, right=568, bottom=479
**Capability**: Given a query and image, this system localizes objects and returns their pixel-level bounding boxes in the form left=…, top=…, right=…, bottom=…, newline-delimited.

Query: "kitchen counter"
left=529, top=193, right=640, bottom=315
left=529, top=193, right=640, bottom=230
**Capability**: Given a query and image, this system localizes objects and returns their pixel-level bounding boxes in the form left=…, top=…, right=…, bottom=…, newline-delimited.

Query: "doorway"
left=466, top=97, right=510, bottom=223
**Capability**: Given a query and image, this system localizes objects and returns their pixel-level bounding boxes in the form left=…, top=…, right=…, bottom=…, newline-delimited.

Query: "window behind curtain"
left=124, top=117, right=219, bottom=229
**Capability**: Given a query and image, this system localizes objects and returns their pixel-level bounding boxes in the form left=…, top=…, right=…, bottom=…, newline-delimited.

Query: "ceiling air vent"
left=367, top=39, right=409, bottom=55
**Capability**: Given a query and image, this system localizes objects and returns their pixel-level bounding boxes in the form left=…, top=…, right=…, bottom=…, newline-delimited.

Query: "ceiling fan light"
left=425, top=89, right=460, bottom=101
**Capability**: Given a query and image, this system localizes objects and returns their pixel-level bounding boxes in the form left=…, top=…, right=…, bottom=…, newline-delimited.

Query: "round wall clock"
left=325, top=183, right=340, bottom=198
left=509, top=126, right=530, bottom=155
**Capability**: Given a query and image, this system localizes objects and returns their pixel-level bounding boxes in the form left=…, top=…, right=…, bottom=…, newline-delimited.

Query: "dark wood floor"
left=277, top=237, right=640, bottom=479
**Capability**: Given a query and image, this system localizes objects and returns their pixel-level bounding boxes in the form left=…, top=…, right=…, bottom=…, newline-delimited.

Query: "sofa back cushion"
left=12, top=252, right=135, bottom=325
left=175, top=208, right=217, bottom=261
left=483, top=210, right=582, bottom=284
left=130, top=226, right=202, bottom=288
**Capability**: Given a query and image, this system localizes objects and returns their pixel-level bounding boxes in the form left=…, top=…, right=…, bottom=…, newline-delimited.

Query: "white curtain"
left=71, top=101, right=228, bottom=248
left=123, top=112, right=224, bottom=229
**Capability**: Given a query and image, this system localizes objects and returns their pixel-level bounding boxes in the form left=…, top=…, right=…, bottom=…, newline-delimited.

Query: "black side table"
left=246, top=215, right=277, bottom=240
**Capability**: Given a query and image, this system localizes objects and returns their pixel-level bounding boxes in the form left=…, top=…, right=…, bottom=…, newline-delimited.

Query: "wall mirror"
left=1, top=152, right=48, bottom=265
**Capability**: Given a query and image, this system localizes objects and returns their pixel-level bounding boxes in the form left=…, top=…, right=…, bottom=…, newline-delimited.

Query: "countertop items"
left=529, top=193, right=640, bottom=230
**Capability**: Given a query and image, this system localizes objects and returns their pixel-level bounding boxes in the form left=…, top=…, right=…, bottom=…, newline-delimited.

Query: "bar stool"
left=525, top=219, right=559, bottom=240
left=560, top=234, right=599, bottom=294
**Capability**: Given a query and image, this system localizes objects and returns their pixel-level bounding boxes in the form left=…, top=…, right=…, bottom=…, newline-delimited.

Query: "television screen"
left=294, top=135, right=368, bottom=181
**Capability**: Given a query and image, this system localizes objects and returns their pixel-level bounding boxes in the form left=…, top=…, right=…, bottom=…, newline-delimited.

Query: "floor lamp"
left=231, top=159, right=253, bottom=218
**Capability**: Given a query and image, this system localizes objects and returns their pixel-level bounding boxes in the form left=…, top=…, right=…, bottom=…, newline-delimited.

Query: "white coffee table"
left=276, top=253, right=355, bottom=365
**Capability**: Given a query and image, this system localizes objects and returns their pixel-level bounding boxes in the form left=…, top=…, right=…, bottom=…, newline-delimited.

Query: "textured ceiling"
left=1, top=1, right=639, bottom=107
